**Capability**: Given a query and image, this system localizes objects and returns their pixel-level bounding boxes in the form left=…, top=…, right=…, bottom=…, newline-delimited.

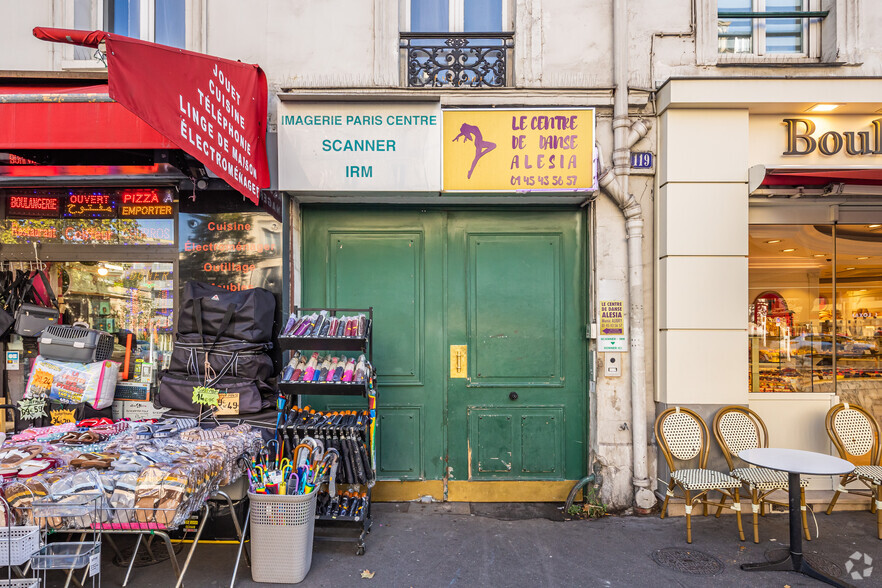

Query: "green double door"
left=302, top=208, right=586, bottom=494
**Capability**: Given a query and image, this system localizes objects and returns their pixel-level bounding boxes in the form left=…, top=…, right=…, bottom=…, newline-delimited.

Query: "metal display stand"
left=31, top=493, right=103, bottom=588
left=28, top=480, right=242, bottom=588
left=278, top=307, right=376, bottom=555
left=230, top=307, right=378, bottom=587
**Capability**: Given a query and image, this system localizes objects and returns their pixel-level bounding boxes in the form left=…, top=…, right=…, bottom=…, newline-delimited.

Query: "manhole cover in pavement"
left=651, top=548, right=724, bottom=575
left=765, top=548, right=843, bottom=578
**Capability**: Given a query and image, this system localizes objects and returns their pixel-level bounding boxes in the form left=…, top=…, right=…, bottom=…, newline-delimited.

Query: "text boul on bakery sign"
left=783, top=118, right=882, bottom=156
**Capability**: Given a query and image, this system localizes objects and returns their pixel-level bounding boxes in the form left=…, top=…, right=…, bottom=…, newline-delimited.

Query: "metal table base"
left=741, top=471, right=854, bottom=588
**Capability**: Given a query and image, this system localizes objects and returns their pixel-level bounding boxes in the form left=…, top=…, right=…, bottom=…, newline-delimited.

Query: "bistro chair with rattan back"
left=825, top=402, right=880, bottom=539
left=712, top=405, right=810, bottom=544
left=655, top=406, right=745, bottom=544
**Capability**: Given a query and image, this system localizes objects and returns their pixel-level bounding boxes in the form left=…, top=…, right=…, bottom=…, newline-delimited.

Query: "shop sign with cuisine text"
left=443, top=108, right=596, bottom=192
left=277, top=101, right=441, bottom=192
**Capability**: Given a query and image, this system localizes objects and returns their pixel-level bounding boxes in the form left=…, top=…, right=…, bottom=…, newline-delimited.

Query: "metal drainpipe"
left=603, top=0, right=655, bottom=511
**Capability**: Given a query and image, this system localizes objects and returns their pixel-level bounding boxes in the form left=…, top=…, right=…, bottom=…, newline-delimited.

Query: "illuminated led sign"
left=119, top=190, right=173, bottom=218
left=64, top=193, right=116, bottom=218
left=6, top=194, right=61, bottom=218
left=5, top=188, right=175, bottom=220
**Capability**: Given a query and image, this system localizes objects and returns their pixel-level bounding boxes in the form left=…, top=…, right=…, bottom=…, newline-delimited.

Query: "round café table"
left=738, top=448, right=856, bottom=588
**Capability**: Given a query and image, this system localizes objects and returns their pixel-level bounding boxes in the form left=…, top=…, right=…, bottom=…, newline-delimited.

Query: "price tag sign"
left=50, top=408, right=77, bottom=425
left=216, top=392, right=240, bottom=416
left=89, top=552, right=100, bottom=577
left=192, top=386, right=220, bottom=407
left=17, top=397, right=47, bottom=421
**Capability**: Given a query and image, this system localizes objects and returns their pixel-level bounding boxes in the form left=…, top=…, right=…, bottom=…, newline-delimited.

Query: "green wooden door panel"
left=376, top=407, right=422, bottom=478
left=328, top=232, right=423, bottom=383
left=302, top=209, right=446, bottom=480
left=468, top=234, right=562, bottom=385
left=470, top=412, right=514, bottom=474
left=448, top=211, right=585, bottom=482
left=467, top=407, right=565, bottom=479
left=520, top=410, right=563, bottom=474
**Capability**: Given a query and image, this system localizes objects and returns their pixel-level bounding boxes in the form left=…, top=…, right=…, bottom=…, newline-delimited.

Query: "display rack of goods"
left=276, top=307, right=376, bottom=555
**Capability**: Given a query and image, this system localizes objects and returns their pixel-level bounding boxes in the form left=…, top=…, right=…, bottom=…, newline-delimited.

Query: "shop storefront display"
left=0, top=415, right=262, bottom=585
left=748, top=224, right=882, bottom=439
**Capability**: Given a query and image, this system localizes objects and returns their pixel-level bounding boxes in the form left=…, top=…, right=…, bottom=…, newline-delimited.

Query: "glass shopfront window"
left=54, top=261, right=174, bottom=370
left=749, top=224, right=882, bottom=400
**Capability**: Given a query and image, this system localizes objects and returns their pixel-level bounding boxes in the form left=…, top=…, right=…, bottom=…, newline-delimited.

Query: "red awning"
left=32, top=27, right=270, bottom=204
left=749, top=165, right=882, bottom=193
left=0, top=82, right=175, bottom=150
left=762, top=168, right=882, bottom=187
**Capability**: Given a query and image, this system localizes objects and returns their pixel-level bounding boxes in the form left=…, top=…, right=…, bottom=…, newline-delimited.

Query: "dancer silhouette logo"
left=451, top=123, right=497, bottom=179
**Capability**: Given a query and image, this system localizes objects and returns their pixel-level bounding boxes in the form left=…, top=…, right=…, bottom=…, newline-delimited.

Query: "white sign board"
left=278, top=101, right=442, bottom=191
left=598, top=336, right=627, bottom=352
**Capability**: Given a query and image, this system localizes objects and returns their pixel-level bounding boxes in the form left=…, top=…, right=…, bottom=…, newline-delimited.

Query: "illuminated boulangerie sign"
left=7, top=195, right=60, bottom=218
left=783, top=118, right=882, bottom=156
left=443, top=109, right=596, bottom=192
left=277, top=101, right=442, bottom=191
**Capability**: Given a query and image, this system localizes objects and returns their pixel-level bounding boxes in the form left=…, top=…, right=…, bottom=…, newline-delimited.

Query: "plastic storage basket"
left=30, top=542, right=99, bottom=570
left=0, top=526, right=39, bottom=567
left=249, top=491, right=318, bottom=584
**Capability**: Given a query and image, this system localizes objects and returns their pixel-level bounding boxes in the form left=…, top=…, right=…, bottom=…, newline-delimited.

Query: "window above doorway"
left=717, top=0, right=822, bottom=61
left=65, top=0, right=189, bottom=69
left=696, top=0, right=860, bottom=66
left=400, top=0, right=513, bottom=88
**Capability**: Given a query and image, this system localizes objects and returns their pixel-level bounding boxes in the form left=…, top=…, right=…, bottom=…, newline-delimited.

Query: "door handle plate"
left=450, top=345, right=467, bottom=378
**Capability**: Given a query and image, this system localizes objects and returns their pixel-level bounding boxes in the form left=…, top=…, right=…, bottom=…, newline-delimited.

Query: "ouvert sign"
left=277, top=101, right=441, bottom=192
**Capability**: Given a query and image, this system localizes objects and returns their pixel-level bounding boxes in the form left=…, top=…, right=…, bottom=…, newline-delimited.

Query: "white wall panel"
left=660, top=109, right=749, bottom=186
left=659, top=183, right=748, bottom=258
left=658, top=329, right=748, bottom=405
left=659, top=256, right=747, bottom=330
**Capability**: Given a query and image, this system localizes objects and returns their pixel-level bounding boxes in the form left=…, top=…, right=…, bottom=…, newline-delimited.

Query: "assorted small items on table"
left=0, top=415, right=262, bottom=587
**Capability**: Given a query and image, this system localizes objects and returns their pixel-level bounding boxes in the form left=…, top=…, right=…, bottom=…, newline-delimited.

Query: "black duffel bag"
left=169, top=333, right=275, bottom=382
left=178, top=282, right=275, bottom=343
left=156, top=371, right=274, bottom=415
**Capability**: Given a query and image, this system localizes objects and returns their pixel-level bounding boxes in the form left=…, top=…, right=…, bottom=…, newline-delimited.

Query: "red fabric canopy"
left=32, top=27, right=106, bottom=48
left=762, top=168, right=882, bottom=187
left=0, top=82, right=174, bottom=150
left=32, top=27, right=270, bottom=204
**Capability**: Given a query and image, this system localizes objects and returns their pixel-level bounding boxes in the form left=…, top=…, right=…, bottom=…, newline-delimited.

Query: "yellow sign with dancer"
left=443, top=109, right=595, bottom=192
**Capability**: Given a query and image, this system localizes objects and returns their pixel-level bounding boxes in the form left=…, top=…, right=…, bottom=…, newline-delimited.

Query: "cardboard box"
left=111, top=400, right=169, bottom=421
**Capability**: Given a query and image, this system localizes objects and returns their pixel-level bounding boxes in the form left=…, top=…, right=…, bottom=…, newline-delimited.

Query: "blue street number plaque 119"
left=630, top=152, right=653, bottom=169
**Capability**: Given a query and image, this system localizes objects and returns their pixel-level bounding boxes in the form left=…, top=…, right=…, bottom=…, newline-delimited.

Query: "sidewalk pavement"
left=55, top=502, right=882, bottom=587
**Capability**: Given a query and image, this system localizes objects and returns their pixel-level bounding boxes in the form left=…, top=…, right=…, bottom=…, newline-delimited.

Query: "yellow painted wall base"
left=373, top=480, right=580, bottom=502
left=373, top=481, right=444, bottom=502
left=448, top=480, right=577, bottom=502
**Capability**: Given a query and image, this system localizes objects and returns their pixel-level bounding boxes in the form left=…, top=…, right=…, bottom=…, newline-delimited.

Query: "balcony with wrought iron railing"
left=400, top=32, right=514, bottom=88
